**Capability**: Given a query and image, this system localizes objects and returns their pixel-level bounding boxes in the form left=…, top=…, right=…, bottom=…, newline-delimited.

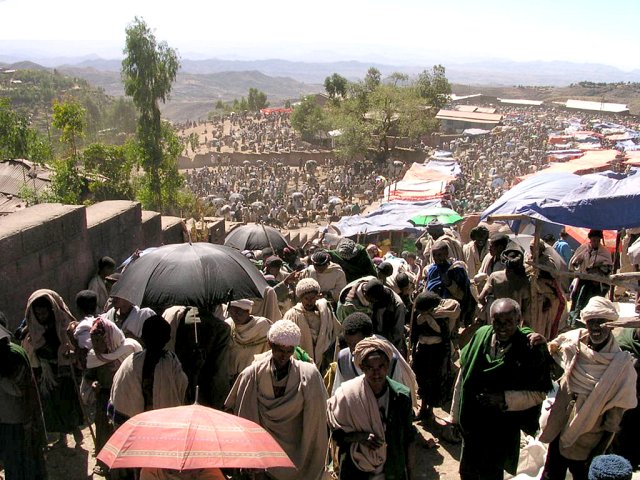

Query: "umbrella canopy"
left=328, top=196, right=343, bottom=205
left=409, top=207, right=463, bottom=226
left=109, top=243, right=268, bottom=310
left=229, top=193, right=244, bottom=202
left=291, top=192, right=304, bottom=198
left=251, top=201, right=266, bottom=210
left=224, top=224, right=288, bottom=252
left=98, top=404, right=294, bottom=470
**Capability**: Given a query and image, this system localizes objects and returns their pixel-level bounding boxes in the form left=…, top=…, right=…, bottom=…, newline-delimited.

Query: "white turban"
left=580, top=296, right=619, bottom=322
left=229, top=299, right=254, bottom=312
left=295, top=278, right=321, bottom=298
left=268, top=320, right=301, bottom=347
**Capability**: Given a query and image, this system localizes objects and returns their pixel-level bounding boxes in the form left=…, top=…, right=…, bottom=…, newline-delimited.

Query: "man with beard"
left=283, top=278, right=341, bottom=372
left=540, top=296, right=637, bottom=480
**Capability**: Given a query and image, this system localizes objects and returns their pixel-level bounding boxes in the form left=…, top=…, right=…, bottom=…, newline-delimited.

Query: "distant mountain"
left=58, top=66, right=324, bottom=121
left=49, top=56, right=640, bottom=86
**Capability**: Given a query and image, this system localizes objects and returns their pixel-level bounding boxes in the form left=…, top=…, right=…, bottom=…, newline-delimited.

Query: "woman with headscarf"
left=23, top=289, right=84, bottom=448
left=84, top=318, right=141, bottom=476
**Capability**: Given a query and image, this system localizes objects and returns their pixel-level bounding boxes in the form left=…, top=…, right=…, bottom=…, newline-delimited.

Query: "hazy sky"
left=2, top=0, right=639, bottom=69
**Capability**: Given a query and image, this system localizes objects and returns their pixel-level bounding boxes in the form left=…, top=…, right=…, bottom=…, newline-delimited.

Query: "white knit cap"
left=268, top=320, right=301, bottom=347
left=229, top=299, right=254, bottom=312
left=295, top=278, right=321, bottom=298
left=580, top=296, right=619, bottom=322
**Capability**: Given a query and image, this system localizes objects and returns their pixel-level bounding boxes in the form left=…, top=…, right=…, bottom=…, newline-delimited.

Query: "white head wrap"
left=580, top=296, right=619, bottom=322
left=268, top=320, right=301, bottom=347
left=295, top=278, right=321, bottom=298
left=229, top=299, right=254, bottom=312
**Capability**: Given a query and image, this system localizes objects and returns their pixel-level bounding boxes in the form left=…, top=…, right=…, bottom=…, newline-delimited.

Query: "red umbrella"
left=97, top=405, right=295, bottom=471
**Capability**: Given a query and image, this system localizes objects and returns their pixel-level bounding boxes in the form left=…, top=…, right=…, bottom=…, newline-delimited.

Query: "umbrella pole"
left=609, top=231, right=622, bottom=301
left=260, top=221, right=275, bottom=252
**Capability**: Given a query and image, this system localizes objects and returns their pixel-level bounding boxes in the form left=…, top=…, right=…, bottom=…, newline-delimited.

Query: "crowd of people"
left=183, top=158, right=400, bottom=227
left=2, top=215, right=639, bottom=480
left=3, top=103, right=640, bottom=480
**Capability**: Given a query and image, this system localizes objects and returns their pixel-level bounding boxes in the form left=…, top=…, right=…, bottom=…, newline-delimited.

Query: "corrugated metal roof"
left=455, top=105, right=497, bottom=114
left=0, top=193, right=27, bottom=215
left=565, top=99, right=629, bottom=114
left=498, top=98, right=544, bottom=106
left=0, top=159, right=52, bottom=196
left=436, top=109, right=503, bottom=124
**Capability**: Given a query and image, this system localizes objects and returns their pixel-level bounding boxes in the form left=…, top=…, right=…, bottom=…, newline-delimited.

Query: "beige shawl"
left=541, top=329, right=637, bottom=451
left=225, top=353, right=328, bottom=480
left=569, top=244, right=613, bottom=274
left=282, top=299, right=341, bottom=368
left=110, top=350, right=188, bottom=418
left=225, top=315, right=272, bottom=378
left=24, top=289, right=76, bottom=367
left=327, top=376, right=386, bottom=474
left=416, top=298, right=460, bottom=345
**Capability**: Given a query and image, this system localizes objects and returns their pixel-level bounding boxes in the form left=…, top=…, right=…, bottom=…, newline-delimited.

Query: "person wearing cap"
left=0, top=319, right=47, bottom=479
left=328, top=237, right=377, bottom=283
left=568, top=230, right=613, bottom=325
left=425, top=240, right=476, bottom=327
left=299, top=250, right=347, bottom=303
left=451, top=299, right=552, bottom=480
left=540, top=296, right=637, bottom=480
left=588, top=455, right=633, bottom=480
left=87, top=256, right=116, bottom=313
left=327, top=336, right=417, bottom=480
left=225, top=299, right=272, bottom=383
left=225, top=320, right=329, bottom=480
left=337, top=277, right=407, bottom=353
left=283, top=278, right=341, bottom=372
left=478, top=241, right=532, bottom=327
left=463, top=225, right=490, bottom=278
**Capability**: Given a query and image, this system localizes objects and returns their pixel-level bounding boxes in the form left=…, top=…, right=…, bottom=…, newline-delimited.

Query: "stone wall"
left=0, top=201, right=186, bottom=329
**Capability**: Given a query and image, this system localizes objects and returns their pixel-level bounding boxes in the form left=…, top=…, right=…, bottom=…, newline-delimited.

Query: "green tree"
left=290, top=95, right=329, bottom=142
left=247, top=88, right=269, bottom=111
left=0, top=98, right=30, bottom=160
left=52, top=99, right=86, bottom=159
left=364, top=67, right=382, bottom=92
left=50, top=99, right=86, bottom=204
left=122, top=16, right=181, bottom=211
left=83, top=141, right=136, bottom=200
left=415, top=65, right=452, bottom=111
left=324, top=73, right=348, bottom=100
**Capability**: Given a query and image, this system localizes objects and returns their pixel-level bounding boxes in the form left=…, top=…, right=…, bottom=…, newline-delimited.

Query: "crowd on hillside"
left=3, top=213, right=640, bottom=479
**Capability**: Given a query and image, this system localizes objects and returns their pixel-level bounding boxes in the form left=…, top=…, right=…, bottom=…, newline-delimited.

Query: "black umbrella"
left=224, top=224, right=288, bottom=252
left=109, top=243, right=268, bottom=310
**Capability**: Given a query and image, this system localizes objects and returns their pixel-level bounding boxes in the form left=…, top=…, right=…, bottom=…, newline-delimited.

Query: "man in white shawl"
left=540, top=296, right=637, bottom=480
left=225, top=299, right=272, bottom=383
left=327, top=337, right=416, bottom=480
left=283, top=278, right=341, bottom=372
left=110, top=315, right=188, bottom=425
left=225, top=320, right=328, bottom=480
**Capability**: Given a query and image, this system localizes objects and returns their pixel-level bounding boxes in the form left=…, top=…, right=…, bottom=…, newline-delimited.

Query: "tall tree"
left=247, top=88, right=269, bottom=111
left=415, top=65, right=452, bottom=111
left=122, top=16, right=180, bottom=211
left=290, top=95, right=329, bottom=143
left=324, top=73, right=348, bottom=100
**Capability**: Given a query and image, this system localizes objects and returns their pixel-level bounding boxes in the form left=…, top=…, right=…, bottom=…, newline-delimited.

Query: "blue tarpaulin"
left=332, top=200, right=442, bottom=236
left=482, top=169, right=640, bottom=230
